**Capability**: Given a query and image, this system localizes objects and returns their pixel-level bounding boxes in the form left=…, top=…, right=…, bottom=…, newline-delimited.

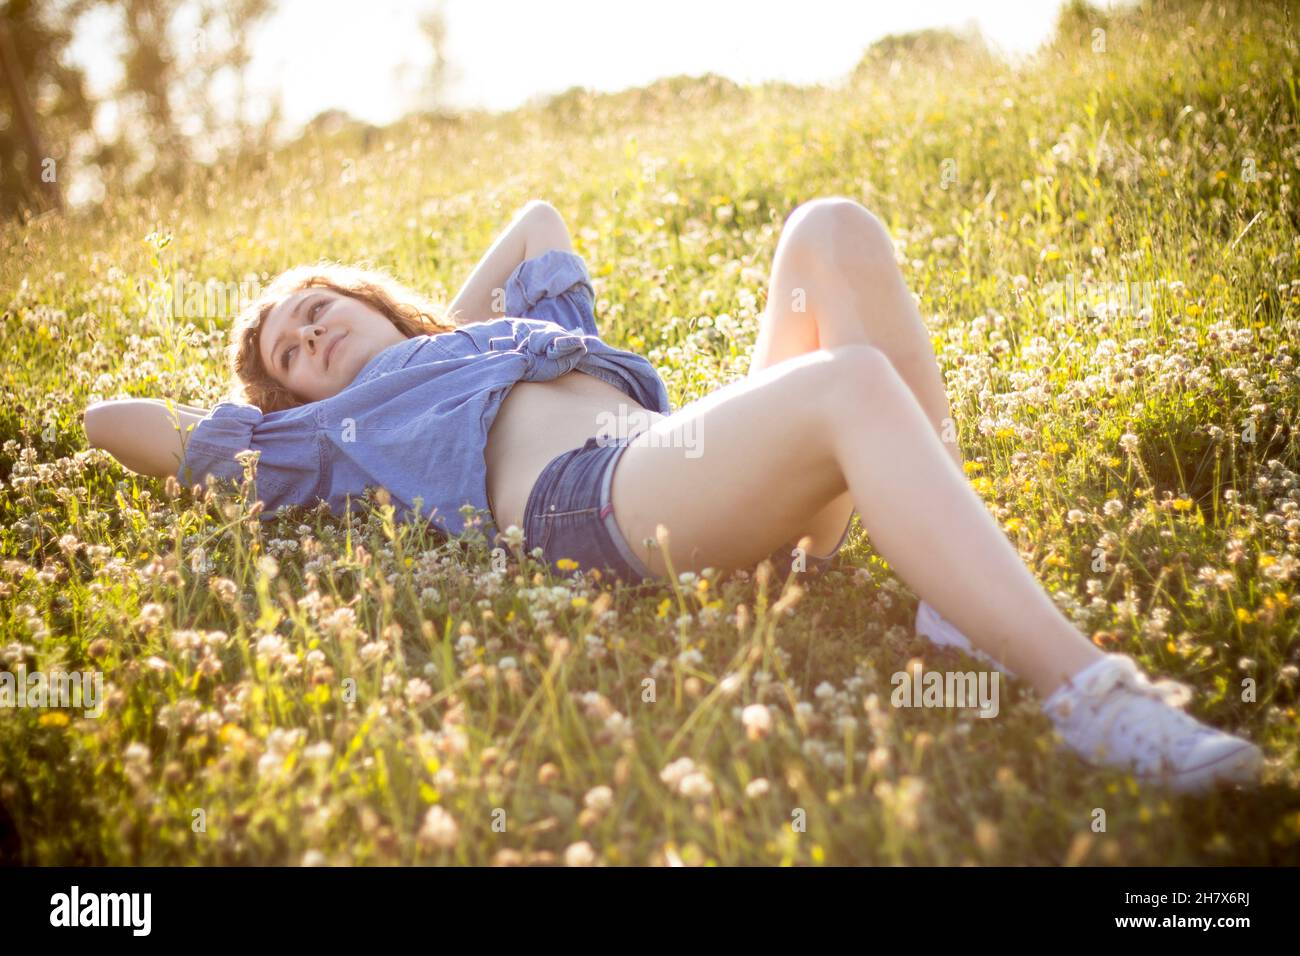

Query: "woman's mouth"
left=325, top=332, right=346, bottom=370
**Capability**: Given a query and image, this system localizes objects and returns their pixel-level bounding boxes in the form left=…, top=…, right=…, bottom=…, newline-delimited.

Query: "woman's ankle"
left=1036, top=644, right=1111, bottom=699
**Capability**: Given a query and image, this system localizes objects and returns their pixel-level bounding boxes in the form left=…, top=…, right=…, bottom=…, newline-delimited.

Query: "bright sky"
left=70, top=0, right=1067, bottom=137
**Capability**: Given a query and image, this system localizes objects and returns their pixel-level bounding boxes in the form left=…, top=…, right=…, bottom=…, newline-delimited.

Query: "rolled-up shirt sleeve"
left=175, top=401, right=325, bottom=514
left=503, top=249, right=600, bottom=337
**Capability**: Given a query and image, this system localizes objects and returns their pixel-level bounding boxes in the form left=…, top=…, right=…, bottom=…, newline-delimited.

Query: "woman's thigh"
left=608, top=348, right=855, bottom=577
left=747, top=242, right=865, bottom=553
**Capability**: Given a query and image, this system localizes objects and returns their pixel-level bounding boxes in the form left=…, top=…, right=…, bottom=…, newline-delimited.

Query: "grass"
left=1, top=0, right=1298, bottom=865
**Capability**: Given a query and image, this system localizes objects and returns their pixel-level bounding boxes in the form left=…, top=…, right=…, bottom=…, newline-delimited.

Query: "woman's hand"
left=446, top=200, right=575, bottom=326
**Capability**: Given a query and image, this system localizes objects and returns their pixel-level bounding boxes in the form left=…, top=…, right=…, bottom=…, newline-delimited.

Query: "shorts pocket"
left=538, top=510, right=600, bottom=569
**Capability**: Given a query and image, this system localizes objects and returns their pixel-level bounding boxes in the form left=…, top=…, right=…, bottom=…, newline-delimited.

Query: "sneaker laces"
left=1069, top=654, right=1193, bottom=709
left=1048, top=654, right=1198, bottom=767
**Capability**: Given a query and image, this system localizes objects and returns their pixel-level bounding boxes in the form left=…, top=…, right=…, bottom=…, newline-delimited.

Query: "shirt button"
left=550, top=504, right=556, bottom=511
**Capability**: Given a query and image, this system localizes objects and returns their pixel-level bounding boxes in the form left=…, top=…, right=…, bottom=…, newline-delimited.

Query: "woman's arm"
left=83, top=399, right=211, bottom=479
left=446, top=200, right=575, bottom=325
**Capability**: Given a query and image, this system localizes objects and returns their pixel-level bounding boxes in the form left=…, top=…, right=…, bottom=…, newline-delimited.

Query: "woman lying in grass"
left=84, top=197, right=1264, bottom=795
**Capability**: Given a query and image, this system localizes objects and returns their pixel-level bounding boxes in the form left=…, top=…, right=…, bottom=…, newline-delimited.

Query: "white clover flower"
left=741, top=703, right=772, bottom=740
left=256, top=633, right=287, bottom=663
left=359, top=641, right=387, bottom=665
left=419, top=806, right=460, bottom=849
left=679, top=772, right=714, bottom=800
left=405, top=678, right=433, bottom=706
left=303, top=741, right=333, bottom=762
left=677, top=648, right=704, bottom=667
left=659, top=756, right=697, bottom=791
left=564, top=841, right=597, bottom=867
left=257, top=752, right=285, bottom=777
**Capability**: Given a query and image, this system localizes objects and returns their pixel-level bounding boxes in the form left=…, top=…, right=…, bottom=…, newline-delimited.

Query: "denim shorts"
left=523, top=435, right=852, bottom=585
left=523, top=434, right=656, bottom=586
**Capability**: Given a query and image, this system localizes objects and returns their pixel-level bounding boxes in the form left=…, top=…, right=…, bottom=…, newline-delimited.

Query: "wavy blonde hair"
left=229, top=262, right=459, bottom=412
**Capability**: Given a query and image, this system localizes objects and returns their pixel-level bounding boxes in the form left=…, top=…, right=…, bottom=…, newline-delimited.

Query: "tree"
left=108, top=0, right=277, bottom=192
left=413, top=0, right=458, bottom=114
left=0, top=0, right=95, bottom=217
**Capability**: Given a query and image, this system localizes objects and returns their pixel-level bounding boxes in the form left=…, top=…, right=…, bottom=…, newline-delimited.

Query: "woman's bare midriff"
left=484, top=370, right=666, bottom=534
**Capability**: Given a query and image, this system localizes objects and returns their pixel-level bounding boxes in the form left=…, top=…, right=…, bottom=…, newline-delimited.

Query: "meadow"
left=1, top=0, right=1298, bottom=865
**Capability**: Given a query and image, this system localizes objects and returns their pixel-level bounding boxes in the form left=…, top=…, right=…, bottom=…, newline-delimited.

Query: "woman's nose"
left=301, top=325, right=324, bottom=353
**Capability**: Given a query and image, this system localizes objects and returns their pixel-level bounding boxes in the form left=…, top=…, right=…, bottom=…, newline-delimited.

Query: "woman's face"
left=259, top=288, right=408, bottom=403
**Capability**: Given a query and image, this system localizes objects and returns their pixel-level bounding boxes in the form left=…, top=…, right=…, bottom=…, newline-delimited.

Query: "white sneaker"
left=1042, top=653, right=1263, bottom=794
left=914, top=599, right=1018, bottom=678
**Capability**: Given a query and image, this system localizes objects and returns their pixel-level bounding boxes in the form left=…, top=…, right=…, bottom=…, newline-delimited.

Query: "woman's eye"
left=281, top=297, right=328, bottom=369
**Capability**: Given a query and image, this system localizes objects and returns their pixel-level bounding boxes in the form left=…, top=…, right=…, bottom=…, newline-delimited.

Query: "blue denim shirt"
left=176, top=250, right=672, bottom=544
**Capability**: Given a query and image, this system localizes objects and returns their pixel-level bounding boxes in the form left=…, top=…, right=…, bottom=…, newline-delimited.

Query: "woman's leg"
left=748, top=197, right=964, bottom=554
left=608, top=344, right=1104, bottom=698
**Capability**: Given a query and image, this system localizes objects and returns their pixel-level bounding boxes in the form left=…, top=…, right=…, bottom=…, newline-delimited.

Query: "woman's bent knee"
left=817, top=344, right=916, bottom=422
left=783, top=198, right=894, bottom=272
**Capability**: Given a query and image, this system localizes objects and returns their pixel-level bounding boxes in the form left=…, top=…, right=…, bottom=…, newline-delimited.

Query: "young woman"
left=84, top=197, right=1264, bottom=795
